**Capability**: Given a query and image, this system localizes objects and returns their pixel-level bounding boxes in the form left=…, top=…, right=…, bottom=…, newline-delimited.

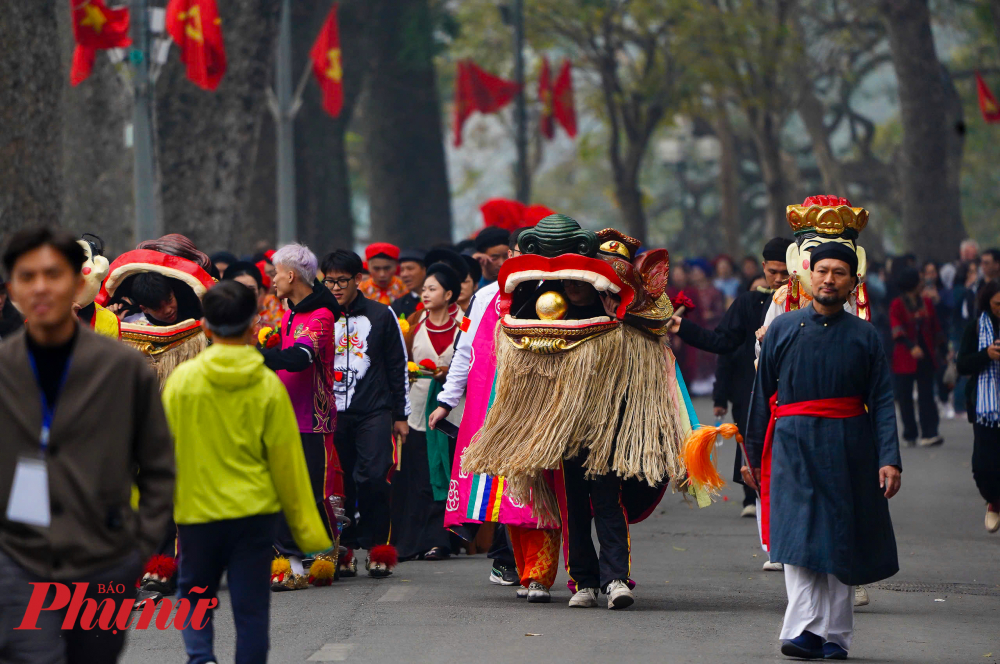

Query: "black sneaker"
left=489, top=562, right=519, bottom=586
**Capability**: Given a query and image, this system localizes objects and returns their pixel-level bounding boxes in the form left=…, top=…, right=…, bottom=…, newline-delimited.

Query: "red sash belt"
left=760, top=395, right=866, bottom=549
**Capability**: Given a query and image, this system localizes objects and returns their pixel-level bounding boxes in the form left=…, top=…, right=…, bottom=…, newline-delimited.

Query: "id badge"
left=6, top=456, right=50, bottom=527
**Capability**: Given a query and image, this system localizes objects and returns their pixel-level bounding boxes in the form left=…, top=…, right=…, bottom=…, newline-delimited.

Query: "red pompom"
left=415, top=302, right=425, bottom=312
left=334, top=370, right=344, bottom=381
left=265, top=333, right=280, bottom=348
left=418, top=358, right=437, bottom=370
left=368, top=544, right=398, bottom=568
left=142, top=554, right=177, bottom=580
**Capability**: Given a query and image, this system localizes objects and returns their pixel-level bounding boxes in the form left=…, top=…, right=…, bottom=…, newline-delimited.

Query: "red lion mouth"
left=497, top=254, right=636, bottom=348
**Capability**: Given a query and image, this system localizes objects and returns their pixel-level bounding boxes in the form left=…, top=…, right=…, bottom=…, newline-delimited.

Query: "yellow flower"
left=398, top=318, right=410, bottom=335
left=407, top=361, right=419, bottom=373
left=258, top=326, right=273, bottom=344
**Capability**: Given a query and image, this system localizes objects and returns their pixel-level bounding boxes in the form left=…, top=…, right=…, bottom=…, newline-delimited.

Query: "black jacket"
left=957, top=313, right=999, bottom=423
left=335, top=292, right=409, bottom=421
left=678, top=288, right=771, bottom=414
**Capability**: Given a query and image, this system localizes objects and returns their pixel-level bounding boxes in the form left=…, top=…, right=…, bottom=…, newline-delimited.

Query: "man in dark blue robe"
left=745, top=242, right=902, bottom=660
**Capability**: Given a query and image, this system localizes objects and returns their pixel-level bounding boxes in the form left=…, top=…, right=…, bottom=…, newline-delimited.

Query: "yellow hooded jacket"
left=162, top=343, right=332, bottom=555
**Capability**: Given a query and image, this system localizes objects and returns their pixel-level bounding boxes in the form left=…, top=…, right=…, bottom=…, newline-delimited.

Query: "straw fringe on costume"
left=461, top=324, right=685, bottom=526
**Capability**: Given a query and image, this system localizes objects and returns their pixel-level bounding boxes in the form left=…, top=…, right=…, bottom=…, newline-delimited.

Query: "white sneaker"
left=917, top=435, right=943, bottom=447
left=740, top=504, right=756, bottom=518
left=516, top=585, right=529, bottom=599
left=526, top=581, right=551, bottom=603
left=762, top=560, right=784, bottom=571
left=986, top=505, right=1000, bottom=533
left=606, top=579, right=634, bottom=610
left=941, top=402, right=956, bottom=420
left=854, top=585, right=870, bottom=606
left=568, top=587, right=599, bottom=608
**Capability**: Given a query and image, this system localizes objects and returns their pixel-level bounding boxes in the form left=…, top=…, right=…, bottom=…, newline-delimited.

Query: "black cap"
left=398, top=249, right=427, bottom=265
left=762, top=237, right=793, bottom=263
left=809, top=242, right=858, bottom=276
left=475, top=227, right=510, bottom=253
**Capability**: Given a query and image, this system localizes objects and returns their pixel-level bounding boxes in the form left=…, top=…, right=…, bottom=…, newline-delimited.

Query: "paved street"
left=122, top=398, right=999, bottom=664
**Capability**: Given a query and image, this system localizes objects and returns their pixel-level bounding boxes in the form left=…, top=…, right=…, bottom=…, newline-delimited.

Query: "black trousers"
left=731, top=400, right=757, bottom=507
left=562, top=454, right=629, bottom=591
left=973, top=423, right=1000, bottom=505
left=894, top=358, right=940, bottom=441
left=274, top=433, right=333, bottom=558
left=389, top=430, right=450, bottom=559
left=334, top=409, right=394, bottom=550
left=487, top=524, right=515, bottom=566
left=177, top=514, right=278, bottom=664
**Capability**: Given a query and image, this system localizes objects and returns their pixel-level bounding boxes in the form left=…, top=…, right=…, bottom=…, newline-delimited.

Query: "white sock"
left=289, top=556, right=304, bottom=576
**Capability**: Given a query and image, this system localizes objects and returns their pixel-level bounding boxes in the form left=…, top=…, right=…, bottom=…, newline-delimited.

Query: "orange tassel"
left=682, top=423, right=743, bottom=493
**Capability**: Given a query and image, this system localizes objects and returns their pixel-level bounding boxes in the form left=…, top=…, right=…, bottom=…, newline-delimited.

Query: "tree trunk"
left=0, top=2, right=63, bottom=232
left=881, top=0, right=965, bottom=262
left=797, top=88, right=848, bottom=197
left=613, top=171, right=647, bottom=244
left=750, top=113, right=789, bottom=239
left=56, top=8, right=135, bottom=255
left=248, top=0, right=366, bottom=256
left=156, top=0, right=281, bottom=255
left=713, top=109, right=741, bottom=258
left=360, top=0, right=452, bottom=248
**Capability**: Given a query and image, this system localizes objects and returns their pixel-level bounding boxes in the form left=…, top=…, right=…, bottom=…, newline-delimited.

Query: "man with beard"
left=665, top=237, right=792, bottom=524
left=744, top=242, right=902, bottom=660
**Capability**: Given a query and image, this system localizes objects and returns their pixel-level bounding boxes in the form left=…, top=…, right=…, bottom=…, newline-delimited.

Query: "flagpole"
left=512, top=0, right=529, bottom=204
left=274, top=0, right=298, bottom=247
left=131, top=0, right=162, bottom=242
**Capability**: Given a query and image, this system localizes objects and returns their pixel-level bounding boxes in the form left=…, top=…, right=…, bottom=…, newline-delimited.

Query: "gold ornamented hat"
left=786, top=195, right=868, bottom=238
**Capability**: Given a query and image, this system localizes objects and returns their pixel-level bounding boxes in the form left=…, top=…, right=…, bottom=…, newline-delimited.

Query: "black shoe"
left=489, top=562, right=519, bottom=586
left=781, top=631, right=824, bottom=659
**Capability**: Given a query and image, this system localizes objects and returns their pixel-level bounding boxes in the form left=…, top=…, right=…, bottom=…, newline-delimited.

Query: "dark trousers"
left=731, top=400, right=756, bottom=507
left=562, top=454, right=630, bottom=591
left=488, top=524, right=516, bottom=566
left=176, top=513, right=279, bottom=664
left=0, top=549, right=141, bottom=664
left=389, top=430, right=450, bottom=559
left=334, top=409, right=394, bottom=550
left=972, top=423, right=1000, bottom=505
left=894, top=359, right=939, bottom=441
left=274, top=433, right=332, bottom=558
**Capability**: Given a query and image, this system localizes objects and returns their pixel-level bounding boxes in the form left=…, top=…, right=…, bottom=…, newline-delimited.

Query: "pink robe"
left=444, top=292, right=544, bottom=530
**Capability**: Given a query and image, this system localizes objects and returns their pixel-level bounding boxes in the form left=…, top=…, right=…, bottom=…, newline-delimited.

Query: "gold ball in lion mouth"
left=536, top=291, right=568, bottom=320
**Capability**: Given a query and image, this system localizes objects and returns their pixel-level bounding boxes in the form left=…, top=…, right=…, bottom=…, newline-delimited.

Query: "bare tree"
left=879, top=0, right=966, bottom=261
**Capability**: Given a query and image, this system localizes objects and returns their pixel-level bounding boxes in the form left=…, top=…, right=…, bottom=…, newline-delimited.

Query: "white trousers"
left=780, top=564, right=854, bottom=650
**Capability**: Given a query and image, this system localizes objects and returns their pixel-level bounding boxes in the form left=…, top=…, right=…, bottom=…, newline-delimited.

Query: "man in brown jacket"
left=0, top=227, right=175, bottom=663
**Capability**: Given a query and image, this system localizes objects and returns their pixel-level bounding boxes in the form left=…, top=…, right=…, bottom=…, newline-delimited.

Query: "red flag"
left=166, top=0, right=226, bottom=91
left=310, top=3, right=344, bottom=117
left=553, top=59, right=577, bottom=138
left=69, top=0, right=131, bottom=85
left=453, top=60, right=521, bottom=146
left=71, top=0, right=131, bottom=49
left=538, top=57, right=554, bottom=140
left=976, top=71, right=1000, bottom=123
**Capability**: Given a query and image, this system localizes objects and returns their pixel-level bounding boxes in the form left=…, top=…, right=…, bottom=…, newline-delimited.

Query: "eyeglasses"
left=323, top=277, right=354, bottom=289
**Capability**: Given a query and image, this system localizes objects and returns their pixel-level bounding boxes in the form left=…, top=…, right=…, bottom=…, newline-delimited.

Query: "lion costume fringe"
left=461, top=325, right=686, bottom=526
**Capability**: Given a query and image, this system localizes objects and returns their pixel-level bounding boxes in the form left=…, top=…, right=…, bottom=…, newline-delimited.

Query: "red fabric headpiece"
left=365, top=242, right=400, bottom=261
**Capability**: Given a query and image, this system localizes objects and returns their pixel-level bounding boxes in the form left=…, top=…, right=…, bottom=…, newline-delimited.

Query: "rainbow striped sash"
left=467, top=474, right=505, bottom=522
